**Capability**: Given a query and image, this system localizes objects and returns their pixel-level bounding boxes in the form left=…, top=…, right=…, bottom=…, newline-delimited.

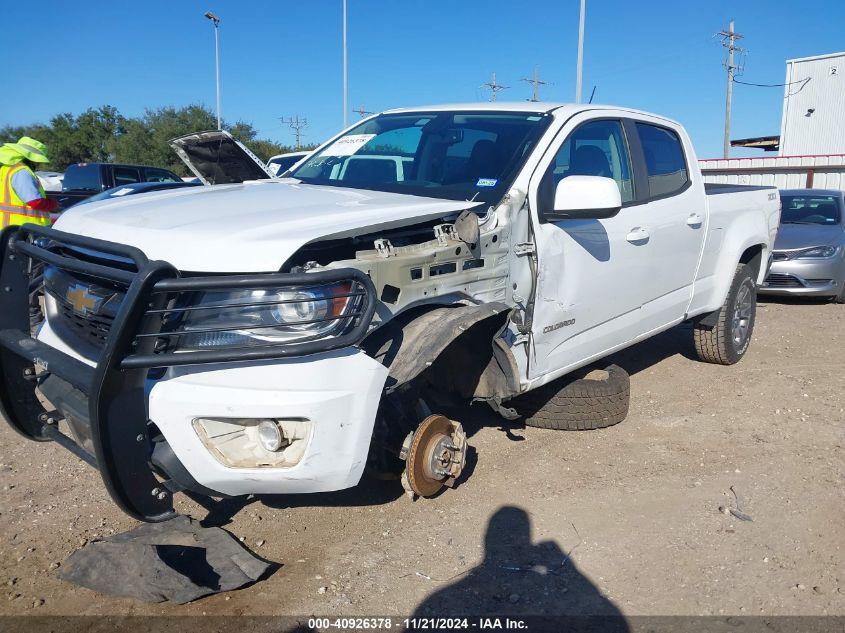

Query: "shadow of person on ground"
left=410, top=506, right=628, bottom=631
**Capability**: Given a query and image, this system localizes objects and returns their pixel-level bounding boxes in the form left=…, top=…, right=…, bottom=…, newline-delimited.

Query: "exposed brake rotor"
left=403, top=414, right=467, bottom=498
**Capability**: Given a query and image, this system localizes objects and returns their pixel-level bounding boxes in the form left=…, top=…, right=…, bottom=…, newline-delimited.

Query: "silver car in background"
left=760, top=189, right=845, bottom=302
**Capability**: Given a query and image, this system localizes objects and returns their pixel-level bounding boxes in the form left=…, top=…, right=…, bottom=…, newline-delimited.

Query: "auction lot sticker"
left=322, top=134, right=376, bottom=157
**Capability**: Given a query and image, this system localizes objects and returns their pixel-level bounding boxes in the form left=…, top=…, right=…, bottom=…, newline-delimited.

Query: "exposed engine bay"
left=279, top=191, right=535, bottom=496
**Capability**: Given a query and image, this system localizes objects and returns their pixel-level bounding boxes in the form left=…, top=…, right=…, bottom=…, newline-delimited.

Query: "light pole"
left=204, top=11, right=222, bottom=130
left=343, top=0, right=348, bottom=128
left=575, top=0, right=585, bottom=103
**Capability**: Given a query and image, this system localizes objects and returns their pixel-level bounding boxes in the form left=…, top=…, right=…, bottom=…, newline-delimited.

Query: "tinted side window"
left=542, top=119, right=634, bottom=207
left=635, top=123, right=688, bottom=198
left=145, top=168, right=180, bottom=183
left=113, top=167, right=141, bottom=186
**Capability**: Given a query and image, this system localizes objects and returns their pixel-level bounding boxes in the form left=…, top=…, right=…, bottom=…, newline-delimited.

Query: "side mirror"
left=544, top=175, right=622, bottom=221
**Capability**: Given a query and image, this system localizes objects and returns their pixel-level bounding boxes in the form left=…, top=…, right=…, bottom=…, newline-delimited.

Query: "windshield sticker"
left=111, top=188, right=135, bottom=197
left=475, top=178, right=498, bottom=188
left=526, top=115, right=542, bottom=121
left=321, top=134, right=376, bottom=157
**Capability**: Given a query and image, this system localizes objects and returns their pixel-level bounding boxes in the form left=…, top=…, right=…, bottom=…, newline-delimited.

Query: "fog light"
left=257, top=420, right=283, bottom=452
left=192, top=417, right=311, bottom=468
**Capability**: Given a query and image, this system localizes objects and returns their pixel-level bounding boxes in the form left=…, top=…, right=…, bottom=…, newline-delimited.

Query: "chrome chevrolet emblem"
left=66, top=284, right=102, bottom=316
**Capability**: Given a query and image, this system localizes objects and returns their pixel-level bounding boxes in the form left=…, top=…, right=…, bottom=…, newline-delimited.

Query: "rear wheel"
left=693, top=263, right=757, bottom=365
left=511, top=364, right=630, bottom=431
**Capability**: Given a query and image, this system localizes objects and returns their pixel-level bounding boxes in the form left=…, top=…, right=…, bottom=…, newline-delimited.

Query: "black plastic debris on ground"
left=57, top=514, right=276, bottom=603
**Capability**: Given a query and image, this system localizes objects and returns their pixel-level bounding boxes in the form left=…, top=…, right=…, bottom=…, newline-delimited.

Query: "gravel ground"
left=1, top=296, right=843, bottom=618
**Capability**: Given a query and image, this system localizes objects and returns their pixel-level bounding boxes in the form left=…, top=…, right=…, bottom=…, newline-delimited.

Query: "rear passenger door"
left=627, top=119, right=706, bottom=331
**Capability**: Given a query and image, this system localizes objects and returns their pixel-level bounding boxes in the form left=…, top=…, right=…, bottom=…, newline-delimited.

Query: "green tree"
left=1, top=106, right=124, bottom=171
left=3, top=103, right=297, bottom=175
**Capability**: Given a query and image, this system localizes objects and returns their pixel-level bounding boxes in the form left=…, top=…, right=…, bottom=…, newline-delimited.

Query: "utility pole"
left=575, top=0, right=585, bottom=103
left=521, top=65, right=547, bottom=102
left=343, top=0, right=348, bottom=128
left=282, top=115, right=308, bottom=149
left=718, top=20, right=745, bottom=158
left=481, top=72, right=509, bottom=102
left=354, top=105, right=374, bottom=118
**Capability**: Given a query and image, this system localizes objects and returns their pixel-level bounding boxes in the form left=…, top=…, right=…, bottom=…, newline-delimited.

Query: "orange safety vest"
left=0, top=163, right=52, bottom=228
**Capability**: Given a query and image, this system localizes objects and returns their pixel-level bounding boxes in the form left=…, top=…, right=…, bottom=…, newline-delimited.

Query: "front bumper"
left=0, top=224, right=380, bottom=521
left=759, top=256, right=844, bottom=297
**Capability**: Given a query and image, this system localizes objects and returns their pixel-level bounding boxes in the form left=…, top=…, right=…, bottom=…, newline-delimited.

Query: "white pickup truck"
left=0, top=103, right=779, bottom=522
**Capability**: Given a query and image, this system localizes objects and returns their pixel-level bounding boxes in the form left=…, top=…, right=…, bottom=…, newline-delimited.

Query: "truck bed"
left=704, top=183, right=777, bottom=195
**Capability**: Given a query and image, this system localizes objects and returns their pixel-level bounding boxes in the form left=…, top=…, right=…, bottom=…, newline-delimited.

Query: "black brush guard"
left=0, top=224, right=376, bottom=522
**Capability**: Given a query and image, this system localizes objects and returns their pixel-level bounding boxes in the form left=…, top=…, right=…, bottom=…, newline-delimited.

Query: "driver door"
left=528, top=115, right=649, bottom=378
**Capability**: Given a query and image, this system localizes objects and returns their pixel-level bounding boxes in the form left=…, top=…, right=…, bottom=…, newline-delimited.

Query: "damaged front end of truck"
left=0, top=187, right=534, bottom=518
left=0, top=109, right=549, bottom=519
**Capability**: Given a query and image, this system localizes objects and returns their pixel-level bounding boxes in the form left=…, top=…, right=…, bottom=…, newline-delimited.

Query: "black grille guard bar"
left=0, top=224, right=377, bottom=522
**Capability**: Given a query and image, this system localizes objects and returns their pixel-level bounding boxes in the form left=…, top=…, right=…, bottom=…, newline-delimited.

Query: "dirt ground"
left=1, top=296, right=843, bottom=619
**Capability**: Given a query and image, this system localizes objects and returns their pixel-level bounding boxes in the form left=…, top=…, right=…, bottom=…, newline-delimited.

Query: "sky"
left=2, top=0, right=844, bottom=160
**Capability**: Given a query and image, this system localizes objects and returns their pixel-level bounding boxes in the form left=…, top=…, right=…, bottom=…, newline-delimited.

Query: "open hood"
left=169, top=130, right=275, bottom=185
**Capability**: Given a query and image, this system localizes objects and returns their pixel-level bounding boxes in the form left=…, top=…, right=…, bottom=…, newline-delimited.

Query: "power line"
left=717, top=20, right=745, bottom=159
left=481, top=72, right=509, bottom=102
left=521, top=65, right=547, bottom=102
left=733, top=77, right=810, bottom=88
left=281, top=115, right=308, bottom=149
left=353, top=105, right=375, bottom=118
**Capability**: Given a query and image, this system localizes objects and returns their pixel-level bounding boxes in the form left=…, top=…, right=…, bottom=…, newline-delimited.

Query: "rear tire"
left=511, top=364, right=630, bottom=431
left=693, top=263, right=756, bottom=365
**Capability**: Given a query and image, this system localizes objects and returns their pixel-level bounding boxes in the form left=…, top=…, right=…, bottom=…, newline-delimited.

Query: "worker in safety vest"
left=0, top=136, right=57, bottom=228
left=0, top=136, right=57, bottom=328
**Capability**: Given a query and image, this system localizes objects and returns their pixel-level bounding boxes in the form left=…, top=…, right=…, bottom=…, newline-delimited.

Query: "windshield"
left=780, top=194, right=842, bottom=225
left=290, top=110, right=552, bottom=204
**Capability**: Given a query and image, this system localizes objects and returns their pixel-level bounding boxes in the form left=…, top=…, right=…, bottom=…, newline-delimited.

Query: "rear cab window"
left=635, top=122, right=689, bottom=198
left=62, top=165, right=102, bottom=192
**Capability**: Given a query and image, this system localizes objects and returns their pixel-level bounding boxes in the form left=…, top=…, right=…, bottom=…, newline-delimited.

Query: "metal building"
left=700, top=154, right=845, bottom=190
left=779, top=52, right=845, bottom=155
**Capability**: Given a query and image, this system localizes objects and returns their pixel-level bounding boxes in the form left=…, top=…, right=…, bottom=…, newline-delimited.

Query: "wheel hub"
left=404, top=415, right=467, bottom=497
left=732, top=280, right=753, bottom=347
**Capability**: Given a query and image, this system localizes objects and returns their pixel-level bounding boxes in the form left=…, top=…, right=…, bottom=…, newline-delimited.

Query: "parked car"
left=0, top=103, right=779, bottom=523
left=73, top=181, right=202, bottom=206
left=49, top=162, right=183, bottom=211
left=267, top=151, right=310, bottom=176
left=760, top=189, right=845, bottom=303
left=35, top=170, right=63, bottom=192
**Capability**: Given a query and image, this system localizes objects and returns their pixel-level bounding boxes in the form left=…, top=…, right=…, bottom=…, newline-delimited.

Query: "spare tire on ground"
left=509, top=364, right=630, bottom=430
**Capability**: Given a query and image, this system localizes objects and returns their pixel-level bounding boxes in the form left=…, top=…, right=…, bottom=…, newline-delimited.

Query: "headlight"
left=795, top=245, right=839, bottom=259
left=176, top=281, right=355, bottom=349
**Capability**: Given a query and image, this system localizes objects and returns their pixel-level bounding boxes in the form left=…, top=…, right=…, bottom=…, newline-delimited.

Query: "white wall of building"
left=700, top=155, right=845, bottom=191
left=779, top=52, right=845, bottom=156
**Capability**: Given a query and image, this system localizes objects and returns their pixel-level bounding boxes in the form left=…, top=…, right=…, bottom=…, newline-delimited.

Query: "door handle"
left=686, top=213, right=703, bottom=227
left=626, top=227, right=649, bottom=243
